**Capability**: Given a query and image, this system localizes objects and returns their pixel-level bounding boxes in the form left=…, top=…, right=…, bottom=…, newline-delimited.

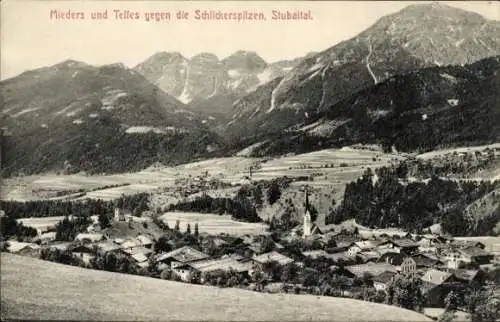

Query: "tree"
left=386, top=275, right=424, bottom=311
left=267, top=182, right=281, bottom=205
left=194, top=223, right=199, bottom=237
left=174, top=220, right=180, bottom=231
left=154, top=236, right=172, bottom=253
left=444, top=291, right=460, bottom=311
left=465, top=288, right=500, bottom=322
left=98, top=213, right=110, bottom=229
left=281, top=263, right=299, bottom=284
left=186, top=223, right=191, bottom=235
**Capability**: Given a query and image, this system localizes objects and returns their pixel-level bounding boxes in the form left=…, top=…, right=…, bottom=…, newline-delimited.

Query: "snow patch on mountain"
left=11, top=107, right=40, bottom=118
left=125, top=126, right=188, bottom=134
left=257, top=69, right=273, bottom=84
left=101, top=90, right=128, bottom=110
left=227, top=69, right=241, bottom=78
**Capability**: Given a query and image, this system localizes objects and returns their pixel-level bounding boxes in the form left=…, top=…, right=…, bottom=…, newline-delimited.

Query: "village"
left=2, top=186, right=499, bottom=322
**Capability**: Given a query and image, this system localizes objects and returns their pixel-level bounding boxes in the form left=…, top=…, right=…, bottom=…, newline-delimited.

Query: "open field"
left=1, top=253, right=431, bottom=321
left=160, top=212, right=268, bottom=236
left=1, top=147, right=401, bottom=202
left=16, top=216, right=65, bottom=231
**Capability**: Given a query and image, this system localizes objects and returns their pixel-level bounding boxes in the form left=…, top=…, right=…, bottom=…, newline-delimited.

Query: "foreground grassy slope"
left=1, top=253, right=430, bottom=321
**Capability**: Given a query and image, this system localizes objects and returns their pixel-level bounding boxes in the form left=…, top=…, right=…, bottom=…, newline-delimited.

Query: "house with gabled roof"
left=96, top=241, right=121, bottom=254
left=130, top=252, right=150, bottom=269
left=378, top=238, right=419, bottom=255
left=136, top=234, right=154, bottom=249
left=252, top=251, right=294, bottom=267
left=340, top=262, right=398, bottom=279
left=75, top=233, right=103, bottom=243
left=188, top=257, right=251, bottom=282
left=373, top=271, right=397, bottom=293
left=411, top=253, right=443, bottom=270
left=156, top=246, right=209, bottom=266
left=450, top=269, right=486, bottom=286
left=155, top=246, right=210, bottom=281
left=347, top=239, right=385, bottom=257
left=71, top=244, right=95, bottom=265
left=420, top=268, right=464, bottom=308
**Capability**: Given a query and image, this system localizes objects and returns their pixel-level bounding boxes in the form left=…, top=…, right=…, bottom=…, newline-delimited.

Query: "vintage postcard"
left=1, top=0, right=499, bottom=321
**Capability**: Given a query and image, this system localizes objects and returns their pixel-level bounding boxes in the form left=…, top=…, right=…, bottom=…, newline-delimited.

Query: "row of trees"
left=168, top=195, right=262, bottom=223
left=55, top=216, right=93, bottom=241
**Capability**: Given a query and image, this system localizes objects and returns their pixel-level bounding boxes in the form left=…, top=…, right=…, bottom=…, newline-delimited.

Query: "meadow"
left=1, top=253, right=431, bottom=321
left=159, top=212, right=269, bottom=236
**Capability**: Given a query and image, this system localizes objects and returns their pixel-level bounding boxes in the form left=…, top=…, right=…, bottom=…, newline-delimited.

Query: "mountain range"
left=226, top=3, right=500, bottom=141
left=1, top=3, right=499, bottom=176
left=1, top=60, right=222, bottom=176
left=134, top=51, right=312, bottom=118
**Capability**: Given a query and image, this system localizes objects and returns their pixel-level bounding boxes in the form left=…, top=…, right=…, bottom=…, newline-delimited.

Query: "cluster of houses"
left=5, top=203, right=499, bottom=309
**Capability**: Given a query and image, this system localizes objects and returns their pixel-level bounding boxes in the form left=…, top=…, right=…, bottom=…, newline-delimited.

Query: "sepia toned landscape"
left=1, top=1, right=500, bottom=321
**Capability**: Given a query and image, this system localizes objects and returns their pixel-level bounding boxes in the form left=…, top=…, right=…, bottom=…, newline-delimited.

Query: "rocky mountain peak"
left=222, top=51, right=268, bottom=71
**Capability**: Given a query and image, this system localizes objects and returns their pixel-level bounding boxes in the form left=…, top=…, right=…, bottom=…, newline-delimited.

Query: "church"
left=302, top=191, right=322, bottom=238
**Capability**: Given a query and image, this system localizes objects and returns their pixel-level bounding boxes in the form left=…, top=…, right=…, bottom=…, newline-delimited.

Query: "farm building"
left=96, top=241, right=121, bottom=254
left=35, top=232, right=57, bottom=244
left=121, top=238, right=142, bottom=250
left=75, top=233, right=103, bottom=243
left=373, top=271, right=397, bottom=293
left=156, top=246, right=210, bottom=279
left=420, top=268, right=464, bottom=308
left=378, top=239, right=419, bottom=255
left=136, top=235, right=154, bottom=248
left=377, top=250, right=405, bottom=265
left=6, top=241, right=40, bottom=257
left=347, top=240, right=382, bottom=257
left=411, top=253, right=443, bottom=270
left=71, top=244, right=95, bottom=264
left=130, top=252, right=150, bottom=269
left=189, top=257, right=251, bottom=282
left=450, top=269, right=486, bottom=286
left=252, top=251, right=294, bottom=267
left=48, top=242, right=72, bottom=252
left=340, top=262, right=398, bottom=279
left=121, top=246, right=152, bottom=257
left=443, top=247, right=493, bottom=268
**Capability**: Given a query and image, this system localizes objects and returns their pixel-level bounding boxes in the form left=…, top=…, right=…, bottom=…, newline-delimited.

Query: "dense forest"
left=168, top=194, right=262, bottom=223
left=1, top=193, right=151, bottom=220
left=328, top=163, right=499, bottom=236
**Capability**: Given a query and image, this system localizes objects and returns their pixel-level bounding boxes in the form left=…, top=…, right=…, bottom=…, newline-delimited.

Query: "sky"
left=1, top=1, right=499, bottom=80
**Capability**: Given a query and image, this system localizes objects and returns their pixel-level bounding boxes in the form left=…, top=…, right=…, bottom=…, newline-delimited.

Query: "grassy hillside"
left=1, top=253, right=430, bottom=321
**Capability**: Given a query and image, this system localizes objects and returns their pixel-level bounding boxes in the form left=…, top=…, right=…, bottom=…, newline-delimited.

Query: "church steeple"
left=303, top=189, right=312, bottom=238
left=305, top=189, right=310, bottom=212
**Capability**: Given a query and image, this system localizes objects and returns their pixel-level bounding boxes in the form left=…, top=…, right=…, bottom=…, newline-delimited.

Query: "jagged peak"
left=148, top=51, right=186, bottom=61
left=53, top=59, right=90, bottom=68
left=222, top=50, right=268, bottom=70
